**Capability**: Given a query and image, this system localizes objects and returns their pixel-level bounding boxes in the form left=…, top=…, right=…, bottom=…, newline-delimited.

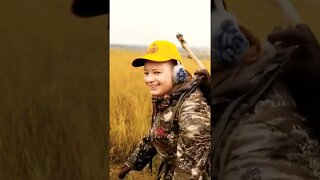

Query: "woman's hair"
left=169, top=59, right=178, bottom=66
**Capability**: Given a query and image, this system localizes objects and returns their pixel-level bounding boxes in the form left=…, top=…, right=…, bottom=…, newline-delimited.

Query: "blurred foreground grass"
left=0, top=1, right=108, bottom=179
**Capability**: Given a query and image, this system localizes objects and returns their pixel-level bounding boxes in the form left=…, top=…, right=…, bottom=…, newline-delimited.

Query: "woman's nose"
left=145, top=73, right=155, bottom=83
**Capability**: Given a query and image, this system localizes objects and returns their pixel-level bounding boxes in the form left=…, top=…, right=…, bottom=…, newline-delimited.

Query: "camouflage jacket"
left=125, top=77, right=211, bottom=180
left=212, top=42, right=320, bottom=179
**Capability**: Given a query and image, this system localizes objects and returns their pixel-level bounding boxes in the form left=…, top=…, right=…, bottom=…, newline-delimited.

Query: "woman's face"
left=144, top=61, right=174, bottom=97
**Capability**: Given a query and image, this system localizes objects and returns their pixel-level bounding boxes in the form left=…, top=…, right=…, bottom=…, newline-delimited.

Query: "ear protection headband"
left=212, top=0, right=249, bottom=67
left=172, top=61, right=188, bottom=84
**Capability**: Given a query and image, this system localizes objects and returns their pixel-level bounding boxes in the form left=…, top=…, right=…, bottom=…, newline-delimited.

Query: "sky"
left=110, top=0, right=210, bottom=48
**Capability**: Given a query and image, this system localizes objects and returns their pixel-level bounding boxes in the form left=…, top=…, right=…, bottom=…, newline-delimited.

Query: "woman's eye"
left=154, top=71, right=161, bottom=75
left=144, top=72, right=149, bottom=75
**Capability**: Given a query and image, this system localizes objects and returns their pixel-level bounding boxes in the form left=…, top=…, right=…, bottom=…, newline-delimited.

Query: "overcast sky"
left=110, top=0, right=210, bottom=48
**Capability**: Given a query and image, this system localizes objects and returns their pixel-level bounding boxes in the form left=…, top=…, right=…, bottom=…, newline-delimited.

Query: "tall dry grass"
left=0, top=1, right=108, bottom=179
left=110, top=49, right=152, bottom=163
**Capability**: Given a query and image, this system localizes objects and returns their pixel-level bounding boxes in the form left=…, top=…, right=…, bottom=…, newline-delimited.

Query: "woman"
left=118, top=40, right=211, bottom=179
left=211, top=1, right=320, bottom=179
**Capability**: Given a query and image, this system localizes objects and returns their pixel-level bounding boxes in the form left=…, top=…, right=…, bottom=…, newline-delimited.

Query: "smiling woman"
left=143, top=61, right=176, bottom=97
left=117, top=40, right=211, bottom=179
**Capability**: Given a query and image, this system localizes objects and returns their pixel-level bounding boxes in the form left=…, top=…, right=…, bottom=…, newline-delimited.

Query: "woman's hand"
left=118, top=164, right=131, bottom=179
left=267, top=23, right=320, bottom=90
left=194, top=69, right=210, bottom=81
left=267, top=23, right=320, bottom=138
left=267, top=23, right=320, bottom=62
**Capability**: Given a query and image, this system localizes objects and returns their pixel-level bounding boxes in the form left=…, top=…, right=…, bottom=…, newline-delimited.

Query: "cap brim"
left=132, top=58, right=147, bottom=67
left=132, top=54, right=173, bottom=67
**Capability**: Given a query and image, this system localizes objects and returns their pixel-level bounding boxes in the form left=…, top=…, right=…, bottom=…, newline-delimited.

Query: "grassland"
left=0, top=1, right=108, bottom=179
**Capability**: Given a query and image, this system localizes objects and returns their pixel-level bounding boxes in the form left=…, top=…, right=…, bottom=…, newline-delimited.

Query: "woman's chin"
left=150, top=91, right=164, bottom=97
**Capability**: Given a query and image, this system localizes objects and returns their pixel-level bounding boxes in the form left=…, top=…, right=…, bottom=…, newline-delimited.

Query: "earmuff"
left=212, top=0, right=249, bottom=67
left=172, top=61, right=188, bottom=84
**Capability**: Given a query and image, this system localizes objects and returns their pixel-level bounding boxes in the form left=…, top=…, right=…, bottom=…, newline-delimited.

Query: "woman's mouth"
left=149, top=84, right=158, bottom=89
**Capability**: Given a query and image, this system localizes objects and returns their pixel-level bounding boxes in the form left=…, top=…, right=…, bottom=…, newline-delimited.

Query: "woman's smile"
left=148, top=84, right=159, bottom=89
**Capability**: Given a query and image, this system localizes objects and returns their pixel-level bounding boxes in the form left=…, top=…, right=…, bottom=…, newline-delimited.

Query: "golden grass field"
left=0, top=1, right=108, bottom=179
left=109, top=48, right=210, bottom=179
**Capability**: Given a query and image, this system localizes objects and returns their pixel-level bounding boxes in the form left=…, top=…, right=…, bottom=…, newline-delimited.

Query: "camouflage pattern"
left=125, top=77, right=211, bottom=179
left=212, top=42, right=320, bottom=179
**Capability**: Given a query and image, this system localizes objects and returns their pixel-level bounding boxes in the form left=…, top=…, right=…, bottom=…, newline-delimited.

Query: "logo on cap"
left=146, top=43, right=158, bottom=54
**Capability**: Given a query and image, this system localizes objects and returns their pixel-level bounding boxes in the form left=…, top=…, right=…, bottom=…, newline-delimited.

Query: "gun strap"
left=148, top=160, right=152, bottom=174
left=171, top=77, right=202, bottom=123
left=156, top=161, right=165, bottom=180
